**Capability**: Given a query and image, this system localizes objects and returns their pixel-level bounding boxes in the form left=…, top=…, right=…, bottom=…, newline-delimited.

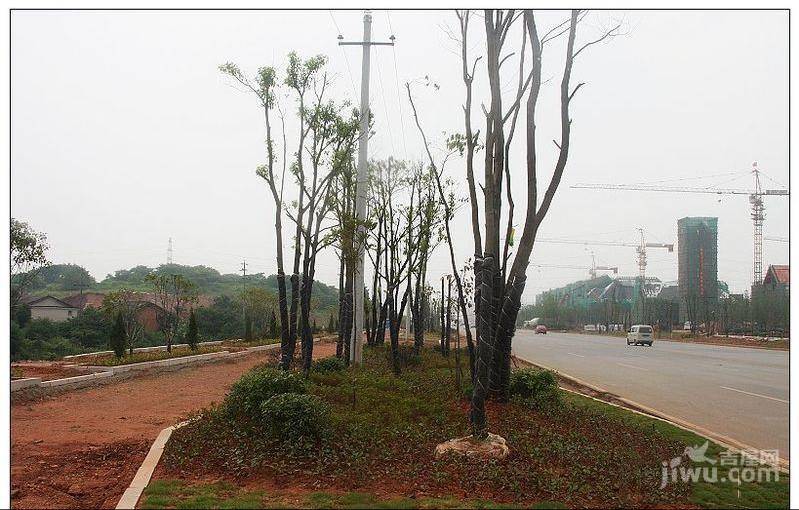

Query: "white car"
left=626, top=325, right=654, bottom=346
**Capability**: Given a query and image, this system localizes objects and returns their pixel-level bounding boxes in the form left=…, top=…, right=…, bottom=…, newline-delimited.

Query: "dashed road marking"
left=567, top=352, right=585, bottom=358
left=616, top=362, right=649, bottom=371
left=719, top=386, right=788, bottom=404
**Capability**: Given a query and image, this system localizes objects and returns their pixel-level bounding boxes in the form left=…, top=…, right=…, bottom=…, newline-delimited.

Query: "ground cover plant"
left=80, top=345, right=228, bottom=367
left=149, top=345, right=791, bottom=509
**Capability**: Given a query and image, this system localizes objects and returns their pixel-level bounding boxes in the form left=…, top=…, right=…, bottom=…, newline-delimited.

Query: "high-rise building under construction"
left=677, top=217, right=719, bottom=323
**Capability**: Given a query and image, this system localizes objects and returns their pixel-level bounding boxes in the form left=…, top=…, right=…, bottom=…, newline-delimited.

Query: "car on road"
left=627, top=324, right=654, bottom=346
left=535, top=325, right=547, bottom=334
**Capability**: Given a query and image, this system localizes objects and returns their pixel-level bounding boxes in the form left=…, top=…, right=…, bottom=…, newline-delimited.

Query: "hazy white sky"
left=11, top=9, right=788, bottom=302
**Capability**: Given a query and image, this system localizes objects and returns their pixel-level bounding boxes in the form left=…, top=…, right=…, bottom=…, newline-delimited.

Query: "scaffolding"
left=677, top=217, right=719, bottom=323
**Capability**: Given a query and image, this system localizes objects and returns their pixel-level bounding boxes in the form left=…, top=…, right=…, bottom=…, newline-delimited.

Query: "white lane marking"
left=567, top=352, right=585, bottom=358
left=719, top=386, right=788, bottom=404
left=616, top=362, right=649, bottom=371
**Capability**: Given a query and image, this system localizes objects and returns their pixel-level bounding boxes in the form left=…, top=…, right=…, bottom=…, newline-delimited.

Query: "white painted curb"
left=515, top=355, right=789, bottom=472
left=85, top=351, right=231, bottom=374
left=63, top=341, right=226, bottom=361
left=40, top=371, right=114, bottom=388
left=116, top=421, right=188, bottom=509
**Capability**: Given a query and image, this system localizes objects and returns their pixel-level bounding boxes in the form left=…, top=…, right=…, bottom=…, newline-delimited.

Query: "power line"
left=329, top=10, right=359, bottom=99
left=374, top=54, right=396, bottom=156
left=386, top=11, right=409, bottom=160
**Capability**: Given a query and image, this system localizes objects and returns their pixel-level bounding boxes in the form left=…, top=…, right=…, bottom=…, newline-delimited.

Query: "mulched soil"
left=11, top=339, right=338, bottom=509
left=157, top=344, right=689, bottom=508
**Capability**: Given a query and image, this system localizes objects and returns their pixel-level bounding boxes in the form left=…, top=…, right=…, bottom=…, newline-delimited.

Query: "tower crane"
left=530, top=257, right=619, bottom=280
left=571, top=163, right=788, bottom=285
left=535, top=234, right=674, bottom=281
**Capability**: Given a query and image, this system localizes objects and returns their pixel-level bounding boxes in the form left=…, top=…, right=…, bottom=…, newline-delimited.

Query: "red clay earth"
left=11, top=340, right=338, bottom=509
left=12, top=362, right=92, bottom=381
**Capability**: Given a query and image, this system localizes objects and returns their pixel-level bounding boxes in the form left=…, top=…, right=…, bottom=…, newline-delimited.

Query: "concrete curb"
left=515, top=355, right=789, bottom=472
left=40, top=371, right=114, bottom=388
left=116, top=421, right=189, bottom=509
left=85, top=351, right=231, bottom=374
left=10, top=378, right=42, bottom=391
left=63, top=341, right=226, bottom=361
left=12, top=342, right=289, bottom=394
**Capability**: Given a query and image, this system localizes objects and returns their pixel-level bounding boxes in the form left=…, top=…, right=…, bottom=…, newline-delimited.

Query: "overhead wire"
left=328, top=10, right=359, bottom=100
left=374, top=51, right=397, bottom=156
left=386, top=11, right=409, bottom=160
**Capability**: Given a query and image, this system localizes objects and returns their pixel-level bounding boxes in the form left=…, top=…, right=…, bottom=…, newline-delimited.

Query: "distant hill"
left=19, top=263, right=340, bottom=311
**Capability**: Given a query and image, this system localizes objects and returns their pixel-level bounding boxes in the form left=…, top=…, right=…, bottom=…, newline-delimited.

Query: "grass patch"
left=141, top=482, right=530, bottom=509
left=82, top=345, right=226, bottom=366
left=159, top=346, right=787, bottom=508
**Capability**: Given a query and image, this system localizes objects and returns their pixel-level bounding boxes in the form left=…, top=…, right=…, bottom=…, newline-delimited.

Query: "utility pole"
left=167, top=237, right=173, bottom=265
left=338, top=11, right=394, bottom=365
left=241, top=260, right=248, bottom=337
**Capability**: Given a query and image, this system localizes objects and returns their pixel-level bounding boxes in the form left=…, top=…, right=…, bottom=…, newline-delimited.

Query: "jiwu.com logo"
left=659, top=441, right=780, bottom=489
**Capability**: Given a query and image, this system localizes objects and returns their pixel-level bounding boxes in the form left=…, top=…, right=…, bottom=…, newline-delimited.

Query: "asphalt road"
left=512, top=331, right=789, bottom=458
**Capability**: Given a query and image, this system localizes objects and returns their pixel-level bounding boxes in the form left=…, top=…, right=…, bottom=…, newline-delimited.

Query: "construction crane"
left=536, top=234, right=674, bottom=281
left=571, top=163, right=788, bottom=285
left=531, top=257, right=618, bottom=280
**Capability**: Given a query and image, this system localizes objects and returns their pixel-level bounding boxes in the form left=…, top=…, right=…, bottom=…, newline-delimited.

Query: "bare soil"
left=11, top=340, right=338, bottom=509
left=11, top=362, right=92, bottom=381
left=656, top=334, right=789, bottom=350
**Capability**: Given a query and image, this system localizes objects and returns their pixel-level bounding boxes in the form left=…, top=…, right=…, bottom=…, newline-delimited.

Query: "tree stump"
left=434, top=433, right=509, bottom=460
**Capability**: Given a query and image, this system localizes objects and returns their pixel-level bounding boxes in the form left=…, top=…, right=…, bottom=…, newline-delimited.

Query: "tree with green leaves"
left=11, top=218, right=50, bottom=307
left=146, top=273, right=197, bottom=352
left=219, top=60, right=292, bottom=364
left=220, top=52, right=357, bottom=374
left=102, top=290, right=145, bottom=355
left=268, top=310, right=278, bottom=338
left=110, top=312, right=126, bottom=358
left=187, top=309, right=199, bottom=350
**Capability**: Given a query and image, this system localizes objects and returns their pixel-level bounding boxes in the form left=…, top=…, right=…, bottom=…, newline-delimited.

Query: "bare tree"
left=456, top=9, right=620, bottom=437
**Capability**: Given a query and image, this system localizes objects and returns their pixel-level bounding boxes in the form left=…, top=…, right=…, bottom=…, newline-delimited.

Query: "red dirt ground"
left=12, top=362, right=92, bottom=381
left=11, top=340, right=338, bottom=509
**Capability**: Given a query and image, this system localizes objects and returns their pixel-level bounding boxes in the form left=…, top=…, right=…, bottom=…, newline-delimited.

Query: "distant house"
left=62, top=291, right=211, bottom=332
left=22, top=295, right=79, bottom=322
left=763, top=264, right=789, bottom=290
left=61, top=292, right=106, bottom=310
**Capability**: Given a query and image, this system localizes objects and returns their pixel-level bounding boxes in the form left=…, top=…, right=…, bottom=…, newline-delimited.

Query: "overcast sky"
left=11, top=9, right=788, bottom=302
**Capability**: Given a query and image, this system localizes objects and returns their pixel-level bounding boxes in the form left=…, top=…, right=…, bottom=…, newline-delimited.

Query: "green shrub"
left=509, top=368, right=561, bottom=409
left=186, top=309, right=199, bottom=350
left=110, top=312, right=126, bottom=358
left=312, top=356, right=346, bottom=373
left=225, top=367, right=307, bottom=421
left=11, top=321, right=24, bottom=361
left=260, top=393, right=330, bottom=441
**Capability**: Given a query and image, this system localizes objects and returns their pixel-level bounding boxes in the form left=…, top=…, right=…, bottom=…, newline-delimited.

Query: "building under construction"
left=677, top=217, right=719, bottom=324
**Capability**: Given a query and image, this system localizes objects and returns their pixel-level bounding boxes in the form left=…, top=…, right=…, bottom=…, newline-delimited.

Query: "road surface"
left=512, top=331, right=789, bottom=458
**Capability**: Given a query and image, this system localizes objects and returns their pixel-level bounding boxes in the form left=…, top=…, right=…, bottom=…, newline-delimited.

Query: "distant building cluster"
left=21, top=291, right=213, bottom=331
left=533, top=216, right=787, bottom=333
